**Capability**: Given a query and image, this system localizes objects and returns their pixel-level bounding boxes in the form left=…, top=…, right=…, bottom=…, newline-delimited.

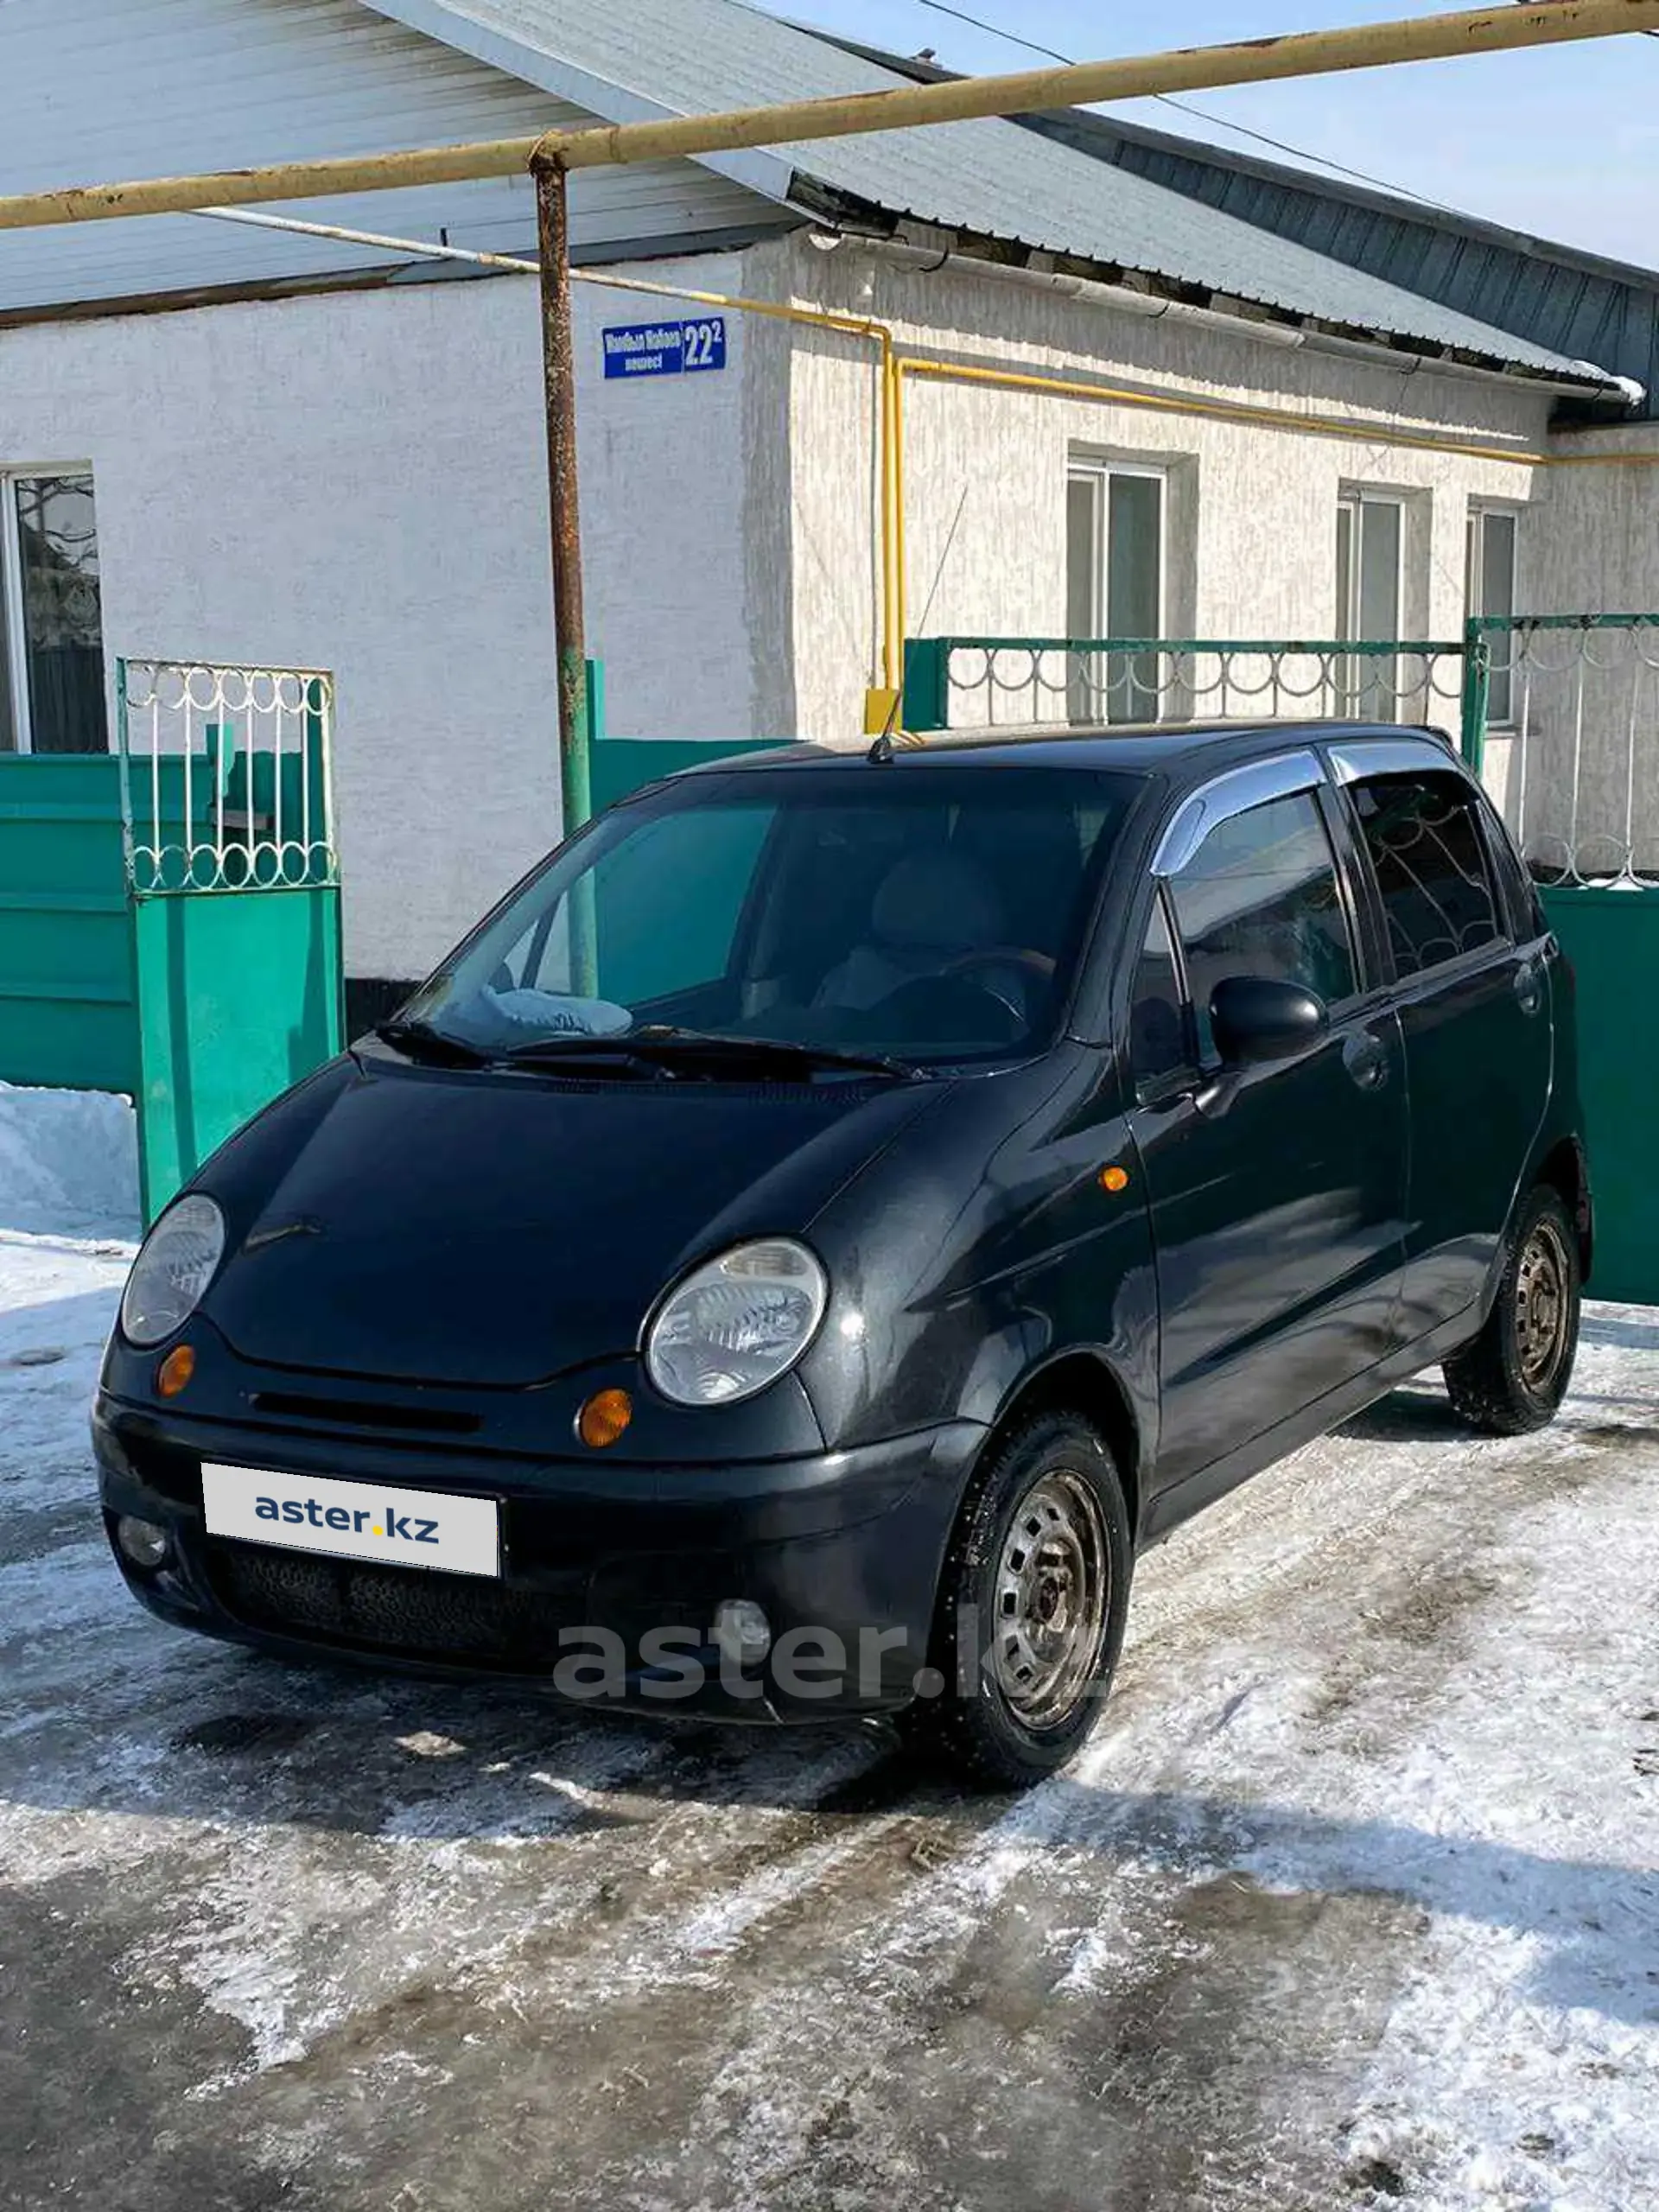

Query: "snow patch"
left=0, top=1084, right=139, bottom=1236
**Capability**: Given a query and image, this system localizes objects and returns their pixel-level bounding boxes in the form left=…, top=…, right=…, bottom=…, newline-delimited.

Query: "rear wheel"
left=1444, top=1184, right=1580, bottom=1436
left=906, top=1411, right=1133, bottom=1789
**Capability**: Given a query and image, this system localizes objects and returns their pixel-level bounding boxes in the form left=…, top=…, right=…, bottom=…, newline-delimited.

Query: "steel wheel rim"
left=991, top=1469, right=1109, bottom=1731
left=1516, top=1217, right=1572, bottom=1391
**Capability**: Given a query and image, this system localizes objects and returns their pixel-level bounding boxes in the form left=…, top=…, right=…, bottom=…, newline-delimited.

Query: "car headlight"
left=119, top=1194, right=226, bottom=1349
left=645, top=1239, right=829, bottom=1406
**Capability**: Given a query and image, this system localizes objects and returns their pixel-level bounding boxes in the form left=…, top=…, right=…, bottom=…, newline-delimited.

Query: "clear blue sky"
left=771, top=0, right=1656, bottom=265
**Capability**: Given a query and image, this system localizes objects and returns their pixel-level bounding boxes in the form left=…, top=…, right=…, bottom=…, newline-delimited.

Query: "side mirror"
left=1210, top=976, right=1328, bottom=1066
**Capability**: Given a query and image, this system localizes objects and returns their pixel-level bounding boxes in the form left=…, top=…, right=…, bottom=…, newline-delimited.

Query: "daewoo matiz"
left=97, top=722, right=1589, bottom=1785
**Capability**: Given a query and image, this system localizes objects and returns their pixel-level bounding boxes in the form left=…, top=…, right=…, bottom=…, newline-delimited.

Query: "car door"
left=1328, top=738, right=1554, bottom=1333
left=1126, top=753, right=1409, bottom=1497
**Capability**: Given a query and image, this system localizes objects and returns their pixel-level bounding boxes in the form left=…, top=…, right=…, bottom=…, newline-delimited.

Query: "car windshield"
left=395, top=763, right=1141, bottom=1070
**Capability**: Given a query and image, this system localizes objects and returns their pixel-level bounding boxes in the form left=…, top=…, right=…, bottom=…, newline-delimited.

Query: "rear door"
left=1126, top=753, right=1409, bottom=1496
left=1329, top=739, right=1553, bottom=1332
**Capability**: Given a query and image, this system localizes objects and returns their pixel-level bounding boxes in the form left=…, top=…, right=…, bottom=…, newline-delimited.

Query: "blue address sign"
left=601, top=316, right=728, bottom=380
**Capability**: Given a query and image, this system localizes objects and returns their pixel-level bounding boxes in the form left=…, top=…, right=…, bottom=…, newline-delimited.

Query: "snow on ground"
left=0, top=1098, right=1656, bottom=2209
left=0, top=1081, right=138, bottom=1238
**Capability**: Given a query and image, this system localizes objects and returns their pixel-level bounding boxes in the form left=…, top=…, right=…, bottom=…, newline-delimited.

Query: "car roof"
left=686, top=720, right=1461, bottom=791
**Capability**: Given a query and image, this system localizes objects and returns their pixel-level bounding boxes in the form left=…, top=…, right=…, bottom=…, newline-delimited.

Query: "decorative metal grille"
left=117, top=660, right=337, bottom=895
left=1472, top=617, right=1659, bottom=890
left=931, top=637, right=1466, bottom=735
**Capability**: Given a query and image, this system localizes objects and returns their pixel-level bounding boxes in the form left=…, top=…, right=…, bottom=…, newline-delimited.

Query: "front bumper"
left=93, top=1395, right=984, bottom=1719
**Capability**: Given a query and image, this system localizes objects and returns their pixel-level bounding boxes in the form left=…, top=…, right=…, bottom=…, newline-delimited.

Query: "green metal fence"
left=901, top=633, right=1472, bottom=742
left=0, top=661, right=346, bottom=1225
left=1463, top=614, right=1659, bottom=885
left=1461, top=614, right=1659, bottom=1304
left=585, top=662, right=782, bottom=812
left=117, top=659, right=344, bottom=1219
left=0, top=754, right=138, bottom=1096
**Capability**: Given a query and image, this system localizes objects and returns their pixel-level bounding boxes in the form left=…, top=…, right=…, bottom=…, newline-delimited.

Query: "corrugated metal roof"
left=1013, top=104, right=1659, bottom=416
left=0, top=0, right=772, bottom=314
left=372, top=0, right=1615, bottom=383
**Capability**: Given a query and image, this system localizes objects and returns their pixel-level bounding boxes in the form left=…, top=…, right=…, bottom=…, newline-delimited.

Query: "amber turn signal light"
left=156, top=1344, right=196, bottom=1398
left=577, top=1387, right=633, bottom=1449
left=1099, top=1165, right=1130, bottom=1193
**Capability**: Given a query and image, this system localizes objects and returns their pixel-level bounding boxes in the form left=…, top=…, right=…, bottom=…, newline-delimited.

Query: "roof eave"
left=785, top=178, right=1624, bottom=399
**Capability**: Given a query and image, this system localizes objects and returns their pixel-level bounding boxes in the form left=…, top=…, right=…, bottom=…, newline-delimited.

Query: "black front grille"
left=248, top=1391, right=480, bottom=1435
left=207, top=1542, right=581, bottom=1670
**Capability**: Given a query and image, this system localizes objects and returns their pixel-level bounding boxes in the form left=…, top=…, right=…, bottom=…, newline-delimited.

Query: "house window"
left=0, top=474, right=107, bottom=754
left=1466, top=505, right=1518, bottom=726
left=1066, top=463, right=1165, bottom=724
left=1335, top=489, right=1403, bottom=722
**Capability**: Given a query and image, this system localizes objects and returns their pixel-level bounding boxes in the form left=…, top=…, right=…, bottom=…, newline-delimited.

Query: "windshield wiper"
left=612, top=1027, right=929, bottom=1080
left=658, top=1028, right=930, bottom=1081
left=504, top=1027, right=929, bottom=1083
left=372, top=1018, right=493, bottom=1068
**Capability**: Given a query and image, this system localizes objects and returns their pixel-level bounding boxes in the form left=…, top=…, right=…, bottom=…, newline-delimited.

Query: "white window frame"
left=1466, top=502, right=1521, bottom=729
left=1066, top=460, right=1167, bottom=725
left=0, top=464, right=101, bottom=756
left=1336, top=487, right=1406, bottom=723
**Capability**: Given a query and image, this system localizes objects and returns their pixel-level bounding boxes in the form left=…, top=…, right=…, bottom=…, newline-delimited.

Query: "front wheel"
left=1444, top=1184, right=1581, bottom=1436
left=906, top=1411, right=1133, bottom=1789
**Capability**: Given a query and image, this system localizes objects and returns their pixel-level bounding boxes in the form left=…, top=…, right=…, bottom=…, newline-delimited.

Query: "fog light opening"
left=116, top=1516, right=171, bottom=1572
left=713, top=1598, right=772, bottom=1668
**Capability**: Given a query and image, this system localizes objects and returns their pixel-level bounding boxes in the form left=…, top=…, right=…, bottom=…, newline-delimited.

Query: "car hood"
left=202, top=1052, right=940, bottom=1388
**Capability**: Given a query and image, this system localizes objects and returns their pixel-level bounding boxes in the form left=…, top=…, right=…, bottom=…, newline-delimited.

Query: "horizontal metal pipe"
left=196, top=205, right=540, bottom=272
left=894, top=356, right=1659, bottom=473
left=0, top=2, right=1653, bottom=228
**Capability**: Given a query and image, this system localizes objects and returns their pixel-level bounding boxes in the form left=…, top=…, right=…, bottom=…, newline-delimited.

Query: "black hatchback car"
left=97, top=721, right=1589, bottom=1785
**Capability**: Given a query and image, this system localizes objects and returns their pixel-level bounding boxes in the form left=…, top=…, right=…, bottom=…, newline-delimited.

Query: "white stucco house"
left=1, top=0, right=1653, bottom=1013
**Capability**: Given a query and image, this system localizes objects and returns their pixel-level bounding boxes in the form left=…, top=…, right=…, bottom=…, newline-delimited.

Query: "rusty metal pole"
left=533, top=154, right=595, bottom=990
left=534, top=154, right=592, bottom=843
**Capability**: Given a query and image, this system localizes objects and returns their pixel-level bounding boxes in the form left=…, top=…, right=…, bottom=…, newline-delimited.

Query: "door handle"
left=1342, top=1031, right=1389, bottom=1091
left=1515, top=958, right=1544, bottom=1017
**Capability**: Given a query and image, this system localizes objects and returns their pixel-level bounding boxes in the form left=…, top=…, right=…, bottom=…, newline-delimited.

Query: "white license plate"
left=201, top=1462, right=501, bottom=1580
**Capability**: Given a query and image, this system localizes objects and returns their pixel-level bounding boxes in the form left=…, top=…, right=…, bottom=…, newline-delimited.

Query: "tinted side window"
left=1171, top=790, right=1357, bottom=1058
left=1129, top=893, right=1191, bottom=1090
left=1349, top=771, right=1504, bottom=979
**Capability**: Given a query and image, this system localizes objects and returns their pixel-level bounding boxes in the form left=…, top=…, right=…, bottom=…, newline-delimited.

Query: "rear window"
left=1348, top=769, right=1506, bottom=980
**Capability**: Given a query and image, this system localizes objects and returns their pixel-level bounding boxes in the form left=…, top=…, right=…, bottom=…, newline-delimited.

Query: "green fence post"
left=561, top=659, right=593, bottom=835
left=564, top=658, right=601, bottom=994
left=902, top=639, right=950, bottom=733
left=1460, top=622, right=1492, bottom=774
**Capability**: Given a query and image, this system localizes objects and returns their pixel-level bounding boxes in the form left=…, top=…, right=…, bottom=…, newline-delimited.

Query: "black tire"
left=904, top=1410, right=1133, bottom=1789
left=1444, top=1184, right=1581, bottom=1437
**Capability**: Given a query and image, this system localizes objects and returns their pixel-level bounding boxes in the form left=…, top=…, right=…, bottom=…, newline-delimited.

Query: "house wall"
left=1530, top=429, right=1659, bottom=613
left=0, top=257, right=772, bottom=982
left=1492, top=429, right=1659, bottom=869
left=766, top=236, right=1556, bottom=746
